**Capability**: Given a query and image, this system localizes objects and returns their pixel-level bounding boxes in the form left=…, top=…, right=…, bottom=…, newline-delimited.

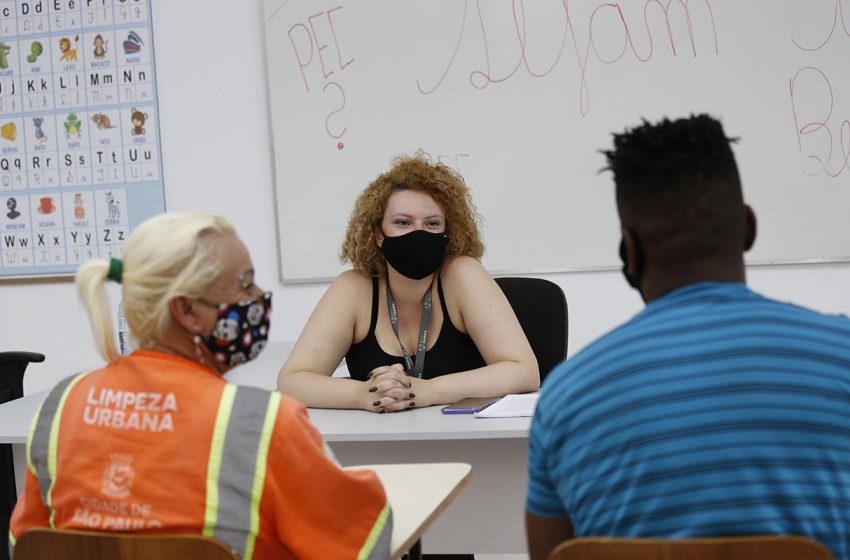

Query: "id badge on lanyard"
left=385, top=281, right=432, bottom=379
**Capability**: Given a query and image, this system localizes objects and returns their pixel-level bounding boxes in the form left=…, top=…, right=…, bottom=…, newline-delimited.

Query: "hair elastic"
left=107, top=258, right=123, bottom=284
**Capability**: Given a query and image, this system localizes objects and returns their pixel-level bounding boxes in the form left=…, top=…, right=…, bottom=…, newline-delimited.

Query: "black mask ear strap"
left=619, top=231, right=645, bottom=290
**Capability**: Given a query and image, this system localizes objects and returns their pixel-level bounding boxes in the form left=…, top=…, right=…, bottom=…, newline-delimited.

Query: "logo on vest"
left=73, top=455, right=161, bottom=531
left=102, top=453, right=134, bottom=498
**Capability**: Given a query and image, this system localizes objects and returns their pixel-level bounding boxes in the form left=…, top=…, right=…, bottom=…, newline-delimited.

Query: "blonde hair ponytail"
left=76, top=259, right=120, bottom=363
left=75, top=212, right=236, bottom=364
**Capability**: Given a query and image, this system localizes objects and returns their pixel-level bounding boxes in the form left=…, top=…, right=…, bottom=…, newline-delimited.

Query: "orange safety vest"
left=9, top=350, right=391, bottom=559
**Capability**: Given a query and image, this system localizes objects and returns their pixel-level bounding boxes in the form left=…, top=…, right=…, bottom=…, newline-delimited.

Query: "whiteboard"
left=263, top=0, right=850, bottom=282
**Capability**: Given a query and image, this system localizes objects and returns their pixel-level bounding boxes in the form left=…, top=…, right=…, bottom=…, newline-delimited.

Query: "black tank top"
left=345, top=277, right=486, bottom=381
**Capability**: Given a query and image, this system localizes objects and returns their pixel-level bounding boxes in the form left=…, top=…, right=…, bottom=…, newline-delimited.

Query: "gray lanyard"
left=385, top=280, right=433, bottom=378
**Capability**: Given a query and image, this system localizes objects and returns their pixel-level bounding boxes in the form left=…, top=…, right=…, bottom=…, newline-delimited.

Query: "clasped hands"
left=364, top=363, right=424, bottom=413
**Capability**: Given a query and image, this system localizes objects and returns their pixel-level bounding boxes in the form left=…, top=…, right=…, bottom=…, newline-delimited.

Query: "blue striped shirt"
left=527, top=282, right=850, bottom=559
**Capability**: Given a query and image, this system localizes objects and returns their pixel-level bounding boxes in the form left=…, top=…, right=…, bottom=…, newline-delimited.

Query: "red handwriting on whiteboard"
left=288, top=6, right=354, bottom=143
left=788, top=1, right=850, bottom=177
left=790, top=67, right=850, bottom=178
left=416, top=0, right=718, bottom=117
left=790, top=0, right=850, bottom=52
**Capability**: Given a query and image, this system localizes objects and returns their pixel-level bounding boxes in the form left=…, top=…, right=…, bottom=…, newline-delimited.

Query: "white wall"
left=2, top=0, right=849, bottom=395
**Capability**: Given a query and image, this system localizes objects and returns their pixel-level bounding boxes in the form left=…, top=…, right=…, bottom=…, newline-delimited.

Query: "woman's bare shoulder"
left=329, top=269, right=375, bottom=295
left=441, top=255, right=490, bottom=286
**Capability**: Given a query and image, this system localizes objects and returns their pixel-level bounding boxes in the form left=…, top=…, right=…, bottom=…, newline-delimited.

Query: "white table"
left=362, top=463, right=472, bottom=559
left=0, top=341, right=533, bottom=554
left=311, top=406, right=530, bottom=554
left=222, top=340, right=296, bottom=390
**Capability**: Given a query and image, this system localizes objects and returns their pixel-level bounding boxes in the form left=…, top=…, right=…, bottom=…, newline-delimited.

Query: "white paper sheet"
left=474, top=393, right=539, bottom=418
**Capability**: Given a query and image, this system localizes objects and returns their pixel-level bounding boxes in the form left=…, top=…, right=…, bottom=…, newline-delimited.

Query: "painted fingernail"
left=373, top=400, right=381, bottom=407
left=368, top=386, right=377, bottom=393
left=409, top=402, right=416, bottom=407
left=409, top=393, right=415, bottom=398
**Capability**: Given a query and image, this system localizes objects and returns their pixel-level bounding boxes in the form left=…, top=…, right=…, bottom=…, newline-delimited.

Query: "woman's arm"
left=277, top=271, right=381, bottom=410
left=384, top=257, right=540, bottom=410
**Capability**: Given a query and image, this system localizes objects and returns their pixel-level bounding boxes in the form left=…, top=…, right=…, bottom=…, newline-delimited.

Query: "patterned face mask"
left=201, top=292, right=272, bottom=367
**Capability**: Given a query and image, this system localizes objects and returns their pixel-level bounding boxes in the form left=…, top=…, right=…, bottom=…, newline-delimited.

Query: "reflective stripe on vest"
left=28, top=371, right=91, bottom=527
left=204, top=385, right=281, bottom=560
left=358, top=502, right=393, bottom=560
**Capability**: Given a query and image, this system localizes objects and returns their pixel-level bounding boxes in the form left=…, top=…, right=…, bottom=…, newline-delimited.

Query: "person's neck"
left=641, top=256, right=746, bottom=303
left=147, top=328, right=228, bottom=376
left=385, top=268, right=436, bottom=308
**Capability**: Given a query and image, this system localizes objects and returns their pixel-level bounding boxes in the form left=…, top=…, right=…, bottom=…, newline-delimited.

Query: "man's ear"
left=744, top=205, right=757, bottom=252
left=620, top=228, right=642, bottom=277
left=168, top=296, right=200, bottom=334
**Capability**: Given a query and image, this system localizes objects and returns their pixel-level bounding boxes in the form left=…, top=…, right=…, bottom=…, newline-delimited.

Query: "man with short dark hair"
left=525, top=114, right=850, bottom=560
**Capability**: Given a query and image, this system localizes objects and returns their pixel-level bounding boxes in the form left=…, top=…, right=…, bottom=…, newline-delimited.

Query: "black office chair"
left=495, top=277, right=569, bottom=383
left=409, top=280, right=567, bottom=560
left=0, top=351, right=45, bottom=560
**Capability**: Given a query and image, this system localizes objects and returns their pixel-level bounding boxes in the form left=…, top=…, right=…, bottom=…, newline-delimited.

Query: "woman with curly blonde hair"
left=278, top=154, right=539, bottom=412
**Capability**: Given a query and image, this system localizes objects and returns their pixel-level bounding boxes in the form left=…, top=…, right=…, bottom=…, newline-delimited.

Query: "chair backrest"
left=494, top=277, right=568, bottom=382
left=14, top=528, right=239, bottom=560
left=548, top=536, right=835, bottom=560
left=1, top=351, right=44, bottom=560
left=0, top=351, right=45, bottom=404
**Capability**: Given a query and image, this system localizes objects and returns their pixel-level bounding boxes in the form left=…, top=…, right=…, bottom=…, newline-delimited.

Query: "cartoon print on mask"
left=213, top=316, right=240, bottom=342
left=202, top=293, right=273, bottom=367
left=246, top=303, right=264, bottom=326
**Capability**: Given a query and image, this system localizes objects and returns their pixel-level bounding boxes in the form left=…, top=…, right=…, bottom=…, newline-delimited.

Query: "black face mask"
left=619, top=233, right=645, bottom=293
left=380, top=230, right=449, bottom=280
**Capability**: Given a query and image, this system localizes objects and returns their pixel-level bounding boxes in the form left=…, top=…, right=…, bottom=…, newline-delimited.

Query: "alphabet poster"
left=0, top=0, right=164, bottom=278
